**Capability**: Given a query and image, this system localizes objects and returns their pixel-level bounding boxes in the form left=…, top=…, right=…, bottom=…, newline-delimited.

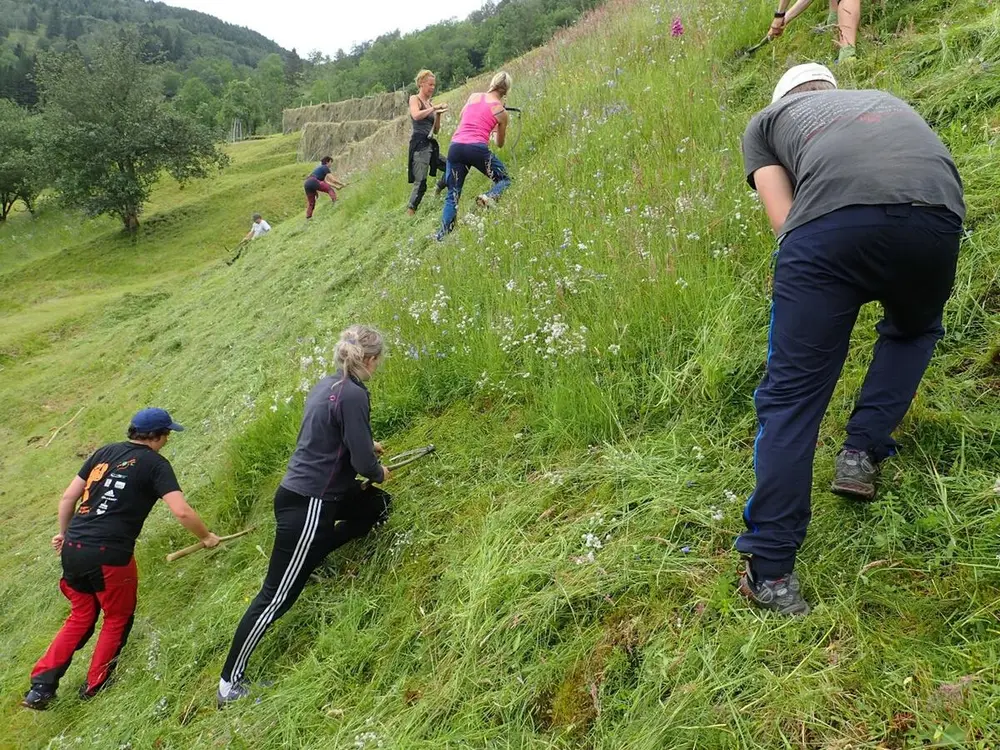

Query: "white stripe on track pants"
left=220, top=483, right=390, bottom=687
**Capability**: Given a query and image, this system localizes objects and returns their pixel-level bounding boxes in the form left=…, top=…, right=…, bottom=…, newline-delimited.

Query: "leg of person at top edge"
left=218, top=486, right=390, bottom=701
left=408, top=147, right=432, bottom=214
left=81, top=557, right=138, bottom=697
left=438, top=159, right=470, bottom=239
left=835, top=0, right=860, bottom=62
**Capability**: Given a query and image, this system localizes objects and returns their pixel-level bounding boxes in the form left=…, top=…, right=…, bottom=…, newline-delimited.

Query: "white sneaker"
left=476, top=194, right=496, bottom=208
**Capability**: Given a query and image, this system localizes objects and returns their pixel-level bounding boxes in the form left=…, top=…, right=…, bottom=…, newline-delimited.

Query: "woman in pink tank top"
left=437, top=71, right=513, bottom=240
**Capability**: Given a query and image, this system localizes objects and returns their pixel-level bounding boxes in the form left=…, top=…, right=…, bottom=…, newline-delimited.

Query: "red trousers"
left=31, top=545, right=138, bottom=693
left=304, top=177, right=336, bottom=218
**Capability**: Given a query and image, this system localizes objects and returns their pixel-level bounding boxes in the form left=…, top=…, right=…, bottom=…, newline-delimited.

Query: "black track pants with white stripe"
left=220, top=483, right=390, bottom=686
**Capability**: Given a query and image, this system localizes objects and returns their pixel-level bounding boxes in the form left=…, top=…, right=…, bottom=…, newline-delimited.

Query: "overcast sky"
left=163, top=0, right=489, bottom=58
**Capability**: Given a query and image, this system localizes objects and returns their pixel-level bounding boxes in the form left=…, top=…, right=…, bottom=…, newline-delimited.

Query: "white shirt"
left=250, top=220, right=271, bottom=238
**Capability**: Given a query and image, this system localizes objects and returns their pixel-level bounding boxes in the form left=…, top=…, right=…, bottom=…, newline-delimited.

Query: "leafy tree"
left=174, top=76, right=219, bottom=130
left=219, top=78, right=264, bottom=135
left=253, top=53, right=289, bottom=129
left=26, top=7, right=40, bottom=33
left=36, top=29, right=227, bottom=232
left=162, top=69, right=183, bottom=99
left=46, top=4, right=63, bottom=38
left=185, top=56, right=237, bottom=96
left=283, top=48, right=303, bottom=88
left=0, top=98, right=43, bottom=219
left=64, top=17, right=84, bottom=42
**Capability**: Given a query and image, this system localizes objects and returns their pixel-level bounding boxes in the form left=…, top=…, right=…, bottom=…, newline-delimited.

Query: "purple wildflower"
left=671, top=17, right=684, bottom=37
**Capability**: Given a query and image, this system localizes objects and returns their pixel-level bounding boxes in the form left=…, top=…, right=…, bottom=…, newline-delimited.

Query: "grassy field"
left=2, top=0, right=999, bottom=747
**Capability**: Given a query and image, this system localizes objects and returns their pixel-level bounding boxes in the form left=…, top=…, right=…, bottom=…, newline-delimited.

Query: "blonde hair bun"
left=334, top=325, right=384, bottom=383
left=488, top=71, right=512, bottom=96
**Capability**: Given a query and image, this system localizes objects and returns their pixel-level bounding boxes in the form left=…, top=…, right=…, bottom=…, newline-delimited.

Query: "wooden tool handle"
left=165, top=528, right=255, bottom=562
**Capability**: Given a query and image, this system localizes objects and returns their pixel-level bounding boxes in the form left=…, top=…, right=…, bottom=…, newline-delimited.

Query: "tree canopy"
left=35, top=29, right=227, bottom=232
left=0, top=98, right=43, bottom=219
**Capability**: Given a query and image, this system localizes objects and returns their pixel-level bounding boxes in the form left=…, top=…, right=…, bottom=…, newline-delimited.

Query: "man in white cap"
left=736, top=64, right=965, bottom=615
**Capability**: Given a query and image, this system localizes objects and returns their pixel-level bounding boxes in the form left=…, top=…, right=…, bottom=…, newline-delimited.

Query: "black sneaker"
left=22, top=685, right=56, bottom=711
left=831, top=449, right=879, bottom=502
left=217, top=680, right=251, bottom=709
left=78, top=681, right=103, bottom=701
left=738, top=559, right=811, bottom=616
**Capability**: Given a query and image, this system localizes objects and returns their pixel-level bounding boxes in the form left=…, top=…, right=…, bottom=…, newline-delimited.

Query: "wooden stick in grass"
left=166, top=527, right=255, bottom=562
left=43, top=407, right=85, bottom=448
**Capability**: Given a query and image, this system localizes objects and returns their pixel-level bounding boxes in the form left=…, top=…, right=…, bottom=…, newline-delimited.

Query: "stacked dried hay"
left=282, top=91, right=407, bottom=134
left=297, top=120, right=387, bottom=162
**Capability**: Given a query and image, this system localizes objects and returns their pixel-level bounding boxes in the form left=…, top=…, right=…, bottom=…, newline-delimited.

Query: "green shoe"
left=837, top=45, right=857, bottom=64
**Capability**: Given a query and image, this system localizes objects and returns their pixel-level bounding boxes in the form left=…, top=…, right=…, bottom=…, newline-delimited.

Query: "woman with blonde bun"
left=436, top=71, right=513, bottom=240
left=407, top=69, right=449, bottom=214
left=217, top=325, right=390, bottom=706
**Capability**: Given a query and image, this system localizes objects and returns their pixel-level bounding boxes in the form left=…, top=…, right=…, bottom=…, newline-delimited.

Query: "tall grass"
left=2, top=0, right=1000, bottom=747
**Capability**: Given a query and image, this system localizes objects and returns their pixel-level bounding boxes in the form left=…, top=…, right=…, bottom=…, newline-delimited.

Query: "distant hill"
left=0, top=0, right=290, bottom=106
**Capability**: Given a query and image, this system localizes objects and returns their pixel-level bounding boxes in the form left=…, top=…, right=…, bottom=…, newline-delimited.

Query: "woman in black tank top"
left=407, top=69, right=449, bottom=214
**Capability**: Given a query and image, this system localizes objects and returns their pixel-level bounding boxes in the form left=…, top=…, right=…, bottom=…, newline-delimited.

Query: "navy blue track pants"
left=736, top=204, right=962, bottom=577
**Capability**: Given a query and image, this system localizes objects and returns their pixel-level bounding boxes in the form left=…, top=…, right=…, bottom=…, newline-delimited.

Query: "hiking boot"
left=78, top=681, right=104, bottom=701
left=837, top=45, right=857, bottom=64
left=22, top=685, right=56, bottom=711
left=831, top=449, right=878, bottom=502
left=217, top=680, right=251, bottom=709
left=476, top=194, right=496, bottom=208
left=738, top=559, right=811, bottom=616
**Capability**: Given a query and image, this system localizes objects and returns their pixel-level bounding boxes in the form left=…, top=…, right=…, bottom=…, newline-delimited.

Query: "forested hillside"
left=1, top=0, right=604, bottom=136
left=0, top=0, right=289, bottom=107
left=299, top=0, right=603, bottom=103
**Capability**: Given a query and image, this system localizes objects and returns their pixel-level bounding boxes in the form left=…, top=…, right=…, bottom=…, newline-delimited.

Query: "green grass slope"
left=2, top=0, right=1000, bottom=747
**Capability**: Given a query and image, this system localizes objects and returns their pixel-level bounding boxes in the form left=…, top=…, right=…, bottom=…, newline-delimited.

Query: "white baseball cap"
left=771, top=63, right=838, bottom=103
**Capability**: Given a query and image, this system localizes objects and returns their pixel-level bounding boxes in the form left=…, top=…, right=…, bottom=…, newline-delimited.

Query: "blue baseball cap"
left=130, top=407, right=185, bottom=432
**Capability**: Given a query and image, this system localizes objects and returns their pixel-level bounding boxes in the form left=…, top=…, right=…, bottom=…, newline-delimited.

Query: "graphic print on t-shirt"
left=68, top=443, right=181, bottom=554
left=77, top=462, right=110, bottom=515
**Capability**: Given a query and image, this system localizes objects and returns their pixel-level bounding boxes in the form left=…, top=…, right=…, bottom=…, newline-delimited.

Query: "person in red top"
left=22, top=408, right=220, bottom=710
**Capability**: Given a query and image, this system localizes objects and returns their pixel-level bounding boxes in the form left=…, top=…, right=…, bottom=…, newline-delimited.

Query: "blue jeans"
left=439, top=142, right=511, bottom=236
left=735, top=204, right=962, bottom=577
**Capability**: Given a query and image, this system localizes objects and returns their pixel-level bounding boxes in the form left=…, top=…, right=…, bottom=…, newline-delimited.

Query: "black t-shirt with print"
left=66, top=442, right=182, bottom=555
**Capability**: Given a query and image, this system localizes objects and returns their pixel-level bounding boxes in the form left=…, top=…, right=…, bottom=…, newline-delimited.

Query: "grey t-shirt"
left=742, top=89, right=965, bottom=235
left=281, top=372, right=384, bottom=499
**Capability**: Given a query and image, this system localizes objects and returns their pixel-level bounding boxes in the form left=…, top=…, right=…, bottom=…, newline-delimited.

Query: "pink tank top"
left=452, top=94, right=501, bottom=145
